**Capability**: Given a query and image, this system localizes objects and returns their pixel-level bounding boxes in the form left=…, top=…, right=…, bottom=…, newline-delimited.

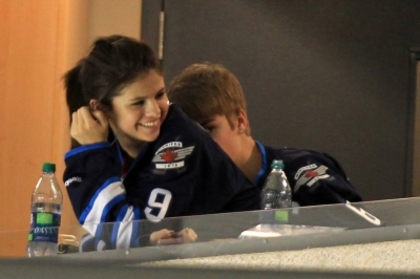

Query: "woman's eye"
left=133, top=100, right=145, bottom=106
left=156, top=91, right=166, bottom=99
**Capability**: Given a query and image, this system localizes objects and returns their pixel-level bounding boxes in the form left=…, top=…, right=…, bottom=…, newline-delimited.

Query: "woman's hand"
left=70, top=106, right=109, bottom=145
left=176, top=227, right=197, bottom=243
left=149, top=229, right=174, bottom=245
left=150, top=228, right=198, bottom=245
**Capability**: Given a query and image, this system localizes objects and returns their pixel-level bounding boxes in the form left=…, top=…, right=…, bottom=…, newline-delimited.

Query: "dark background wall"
left=142, top=0, right=420, bottom=201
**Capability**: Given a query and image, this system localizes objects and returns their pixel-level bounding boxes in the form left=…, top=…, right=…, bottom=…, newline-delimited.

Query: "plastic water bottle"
left=261, top=160, right=292, bottom=210
left=27, top=162, right=63, bottom=257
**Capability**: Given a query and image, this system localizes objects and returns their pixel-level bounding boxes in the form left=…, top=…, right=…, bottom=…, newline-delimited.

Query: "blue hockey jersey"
left=255, top=142, right=362, bottom=206
left=63, top=104, right=260, bottom=249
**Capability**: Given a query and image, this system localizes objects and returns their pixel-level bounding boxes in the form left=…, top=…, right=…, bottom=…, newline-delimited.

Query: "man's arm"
left=285, top=150, right=362, bottom=206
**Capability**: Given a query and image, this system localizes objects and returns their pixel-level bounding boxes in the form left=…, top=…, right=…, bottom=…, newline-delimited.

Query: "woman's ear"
left=89, top=99, right=104, bottom=111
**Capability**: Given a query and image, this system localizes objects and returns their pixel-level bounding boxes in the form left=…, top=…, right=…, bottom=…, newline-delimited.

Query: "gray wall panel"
left=143, top=0, right=420, bottom=201
left=141, top=0, right=161, bottom=53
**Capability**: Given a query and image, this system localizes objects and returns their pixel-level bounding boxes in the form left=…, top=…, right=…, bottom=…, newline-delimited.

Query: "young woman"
left=63, top=36, right=260, bottom=250
left=168, top=62, right=362, bottom=206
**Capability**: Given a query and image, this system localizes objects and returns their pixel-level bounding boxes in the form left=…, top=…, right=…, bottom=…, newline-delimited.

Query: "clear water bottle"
left=27, top=162, right=63, bottom=257
left=261, top=160, right=292, bottom=210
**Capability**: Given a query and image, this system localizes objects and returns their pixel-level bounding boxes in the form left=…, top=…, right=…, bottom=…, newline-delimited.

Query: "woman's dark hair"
left=63, top=35, right=162, bottom=148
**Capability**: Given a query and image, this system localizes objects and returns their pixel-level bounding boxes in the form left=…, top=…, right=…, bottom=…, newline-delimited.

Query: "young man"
left=167, top=62, right=362, bottom=206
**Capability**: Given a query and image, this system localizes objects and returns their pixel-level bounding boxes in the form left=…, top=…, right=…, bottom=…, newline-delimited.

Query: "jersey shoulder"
left=266, top=146, right=346, bottom=172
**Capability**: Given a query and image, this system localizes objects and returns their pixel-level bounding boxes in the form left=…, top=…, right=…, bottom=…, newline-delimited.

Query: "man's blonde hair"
left=168, top=62, right=250, bottom=134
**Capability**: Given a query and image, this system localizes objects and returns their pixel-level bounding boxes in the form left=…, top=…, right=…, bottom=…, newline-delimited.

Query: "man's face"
left=199, top=114, right=243, bottom=165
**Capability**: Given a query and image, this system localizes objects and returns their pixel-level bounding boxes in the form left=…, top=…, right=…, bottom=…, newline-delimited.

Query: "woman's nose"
left=145, top=100, right=160, bottom=117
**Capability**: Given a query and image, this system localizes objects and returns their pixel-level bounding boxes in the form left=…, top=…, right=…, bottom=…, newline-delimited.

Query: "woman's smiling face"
left=108, top=69, right=169, bottom=153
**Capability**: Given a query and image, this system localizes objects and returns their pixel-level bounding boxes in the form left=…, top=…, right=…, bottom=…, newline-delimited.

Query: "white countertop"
left=142, top=239, right=420, bottom=275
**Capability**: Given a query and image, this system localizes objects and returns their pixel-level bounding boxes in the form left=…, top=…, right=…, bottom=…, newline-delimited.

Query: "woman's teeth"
left=140, top=121, right=158, bottom=127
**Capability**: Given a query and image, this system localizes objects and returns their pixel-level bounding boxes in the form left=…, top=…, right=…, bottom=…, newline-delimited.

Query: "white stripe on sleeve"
left=83, top=181, right=126, bottom=235
left=116, top=207, right=135, bottom=249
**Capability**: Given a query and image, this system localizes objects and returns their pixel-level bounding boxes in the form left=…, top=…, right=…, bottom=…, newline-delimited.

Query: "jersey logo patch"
left=294, top=164, right=330, bottom=193
left=153, top=141, right=195, bottom=169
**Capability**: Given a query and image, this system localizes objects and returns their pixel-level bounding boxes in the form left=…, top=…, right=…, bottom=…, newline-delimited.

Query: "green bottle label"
left=36, top=213, right=53, bottom=225
left=275, top=210, right=289, bottom=222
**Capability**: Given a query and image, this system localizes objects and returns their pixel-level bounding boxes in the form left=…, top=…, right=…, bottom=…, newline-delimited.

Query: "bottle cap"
left=42, top=162, right=56, bottom=172
left=271, top=159, right=284, bottom=169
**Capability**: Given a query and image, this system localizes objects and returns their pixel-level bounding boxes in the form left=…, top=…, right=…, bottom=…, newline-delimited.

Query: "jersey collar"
left=254, top=140, right=267, bottom=186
